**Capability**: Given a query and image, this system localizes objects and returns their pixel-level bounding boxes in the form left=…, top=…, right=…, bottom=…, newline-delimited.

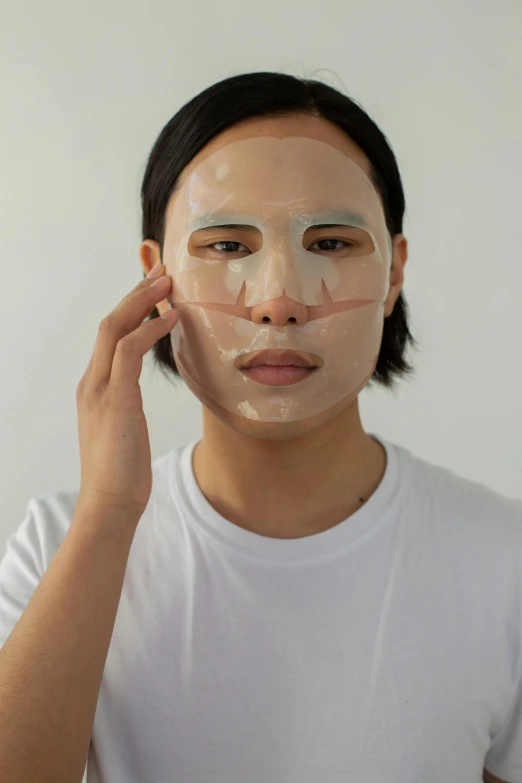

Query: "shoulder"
left=393, top=440, right=522, bottom=523
left=389, top=441, right=522, bottom=562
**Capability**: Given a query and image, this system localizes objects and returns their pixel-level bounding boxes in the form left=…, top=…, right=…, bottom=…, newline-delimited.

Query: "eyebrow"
left=304, top=211, right=367, bottom=229
left=192, top=223, right=259, bottom=233
left=189, top=215, right=258, bottom=232
left=189, top=211, right=367, bottom=232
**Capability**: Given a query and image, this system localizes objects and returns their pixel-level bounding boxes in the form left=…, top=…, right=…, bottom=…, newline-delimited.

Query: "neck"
left=192, top=399, right=387, bottom=539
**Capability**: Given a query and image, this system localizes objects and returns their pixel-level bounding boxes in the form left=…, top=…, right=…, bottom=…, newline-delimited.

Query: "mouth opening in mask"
left=235, top=348, right=323, bottom=387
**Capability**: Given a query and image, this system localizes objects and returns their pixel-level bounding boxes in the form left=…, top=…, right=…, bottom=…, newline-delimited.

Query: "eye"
left=308, top=239, right=355, bottom=253
left=207, top=241, right=251, bottom=254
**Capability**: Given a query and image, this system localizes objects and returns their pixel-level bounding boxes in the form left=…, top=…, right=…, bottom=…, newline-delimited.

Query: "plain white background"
left=1, top=2, right=521, bottom=558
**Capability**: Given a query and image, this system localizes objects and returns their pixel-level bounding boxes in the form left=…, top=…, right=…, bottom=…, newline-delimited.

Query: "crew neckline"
left=170, top=433, right=407, bottom=564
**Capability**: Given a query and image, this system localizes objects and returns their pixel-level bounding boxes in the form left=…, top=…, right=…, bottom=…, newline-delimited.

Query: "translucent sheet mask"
left=163, top=136, right=392, bottom=422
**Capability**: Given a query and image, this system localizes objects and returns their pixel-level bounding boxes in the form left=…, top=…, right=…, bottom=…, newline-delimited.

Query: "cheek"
left=172, top=256, right=237, bottom=305
left=338, top=257, right=389, bottom=302
left=299, top=304, right=385, bottom=383
left=172, top=304, right=247, bottom=391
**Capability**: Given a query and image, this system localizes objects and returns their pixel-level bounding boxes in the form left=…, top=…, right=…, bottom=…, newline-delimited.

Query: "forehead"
left=186, top=113, right=371, bottom=174
left=165, top=115, right=376, bottom=222
left=170, top=136, right=378, bottom=223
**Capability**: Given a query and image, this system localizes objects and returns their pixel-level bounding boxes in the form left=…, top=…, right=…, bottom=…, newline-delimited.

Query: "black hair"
left=140, top=71, right=416, bottom=388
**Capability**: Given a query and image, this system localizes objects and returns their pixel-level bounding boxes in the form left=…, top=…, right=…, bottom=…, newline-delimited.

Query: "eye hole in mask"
left=187, top=224, right=374, bottom=262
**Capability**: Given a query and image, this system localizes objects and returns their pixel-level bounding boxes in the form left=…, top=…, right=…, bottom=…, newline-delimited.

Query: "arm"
left=0, top=508, right=137, bottom=783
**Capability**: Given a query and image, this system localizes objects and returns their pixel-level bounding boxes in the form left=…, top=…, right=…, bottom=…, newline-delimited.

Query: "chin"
left=193, top=380, right=369, bottom=442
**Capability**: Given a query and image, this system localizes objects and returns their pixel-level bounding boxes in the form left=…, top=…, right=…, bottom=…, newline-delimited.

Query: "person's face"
left=141, top=115, right=407, bottom=441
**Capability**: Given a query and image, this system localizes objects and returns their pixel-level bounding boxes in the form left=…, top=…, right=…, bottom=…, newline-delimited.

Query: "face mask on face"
left=162, top=136, right=392, bottom=422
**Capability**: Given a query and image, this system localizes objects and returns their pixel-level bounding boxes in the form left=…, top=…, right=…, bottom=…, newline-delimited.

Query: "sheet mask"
left=163, top=136, right=393, bottom=422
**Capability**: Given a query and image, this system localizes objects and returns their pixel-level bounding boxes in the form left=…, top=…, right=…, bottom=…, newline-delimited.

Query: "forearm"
left=0, top=508, right=138, bottom=783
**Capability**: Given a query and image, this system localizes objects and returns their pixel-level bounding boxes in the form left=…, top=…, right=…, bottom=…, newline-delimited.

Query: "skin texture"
left=140, top=113, right=408, bottom=540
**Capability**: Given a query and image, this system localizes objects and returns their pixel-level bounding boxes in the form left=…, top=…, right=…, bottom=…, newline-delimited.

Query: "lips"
left=236, top=349, right=321, bottom=386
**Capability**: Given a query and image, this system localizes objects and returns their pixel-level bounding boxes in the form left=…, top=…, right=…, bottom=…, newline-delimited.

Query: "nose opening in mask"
left=248, top=286, right=309, bottom=327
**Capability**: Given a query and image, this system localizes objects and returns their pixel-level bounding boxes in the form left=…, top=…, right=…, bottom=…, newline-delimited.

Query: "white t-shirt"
left=1, top=435, right=522, bottom=783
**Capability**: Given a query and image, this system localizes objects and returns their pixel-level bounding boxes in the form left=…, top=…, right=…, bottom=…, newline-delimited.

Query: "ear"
left=139, top=239, right=169, bottom=316
left=139, top=239, right=162, bottom=277
left=383, top=234, right=408, bottom=318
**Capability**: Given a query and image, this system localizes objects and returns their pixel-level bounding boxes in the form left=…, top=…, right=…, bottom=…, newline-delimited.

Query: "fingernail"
left=147, top=264, right=163, bottom=279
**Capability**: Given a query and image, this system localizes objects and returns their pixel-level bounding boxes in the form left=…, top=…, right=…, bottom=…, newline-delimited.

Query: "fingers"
left=110, top=300, right=178, bottom=397
left=88, top=266, right=176, bottom=391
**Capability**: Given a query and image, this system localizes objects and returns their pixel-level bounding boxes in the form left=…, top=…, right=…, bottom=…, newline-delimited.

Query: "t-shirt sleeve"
left=0, top=495, right=74, bottom=649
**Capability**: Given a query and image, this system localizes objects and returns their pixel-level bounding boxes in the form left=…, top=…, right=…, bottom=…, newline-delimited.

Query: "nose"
left=250, top=291, right=308, bottom=326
